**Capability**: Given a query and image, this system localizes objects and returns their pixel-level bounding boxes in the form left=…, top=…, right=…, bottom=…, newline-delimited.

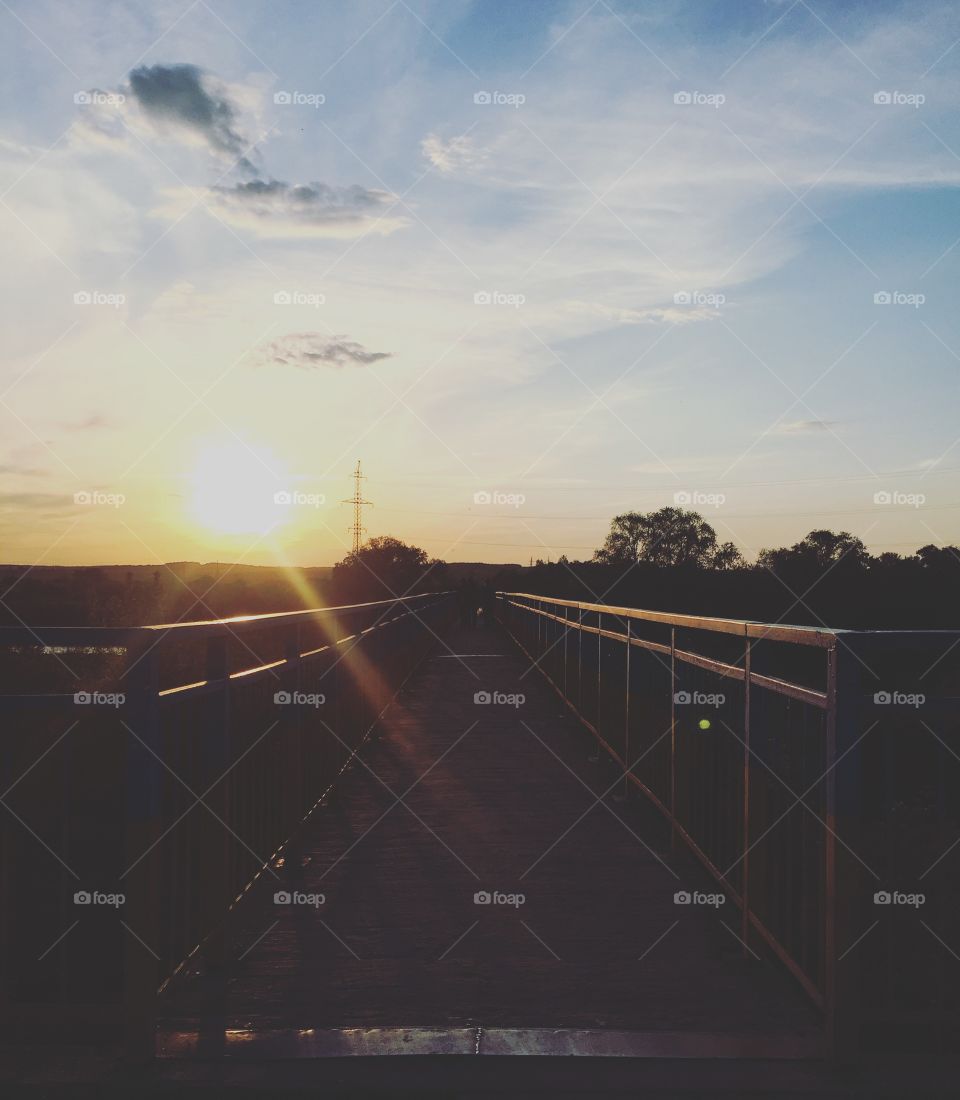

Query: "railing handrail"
left=0, top=592, right=449, bottom=646
left=499, top=591, right=844, bottom=647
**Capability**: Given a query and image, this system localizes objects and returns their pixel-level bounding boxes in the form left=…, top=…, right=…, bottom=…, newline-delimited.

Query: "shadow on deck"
left=157, top=622, right=820, bottom=1059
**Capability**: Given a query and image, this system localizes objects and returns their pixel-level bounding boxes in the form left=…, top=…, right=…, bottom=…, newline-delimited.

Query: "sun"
left=188, top=440, right=293, bottom=535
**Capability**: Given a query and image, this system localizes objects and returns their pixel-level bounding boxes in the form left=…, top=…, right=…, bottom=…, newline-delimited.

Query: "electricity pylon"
left=342, top=460, right=372, bottom=555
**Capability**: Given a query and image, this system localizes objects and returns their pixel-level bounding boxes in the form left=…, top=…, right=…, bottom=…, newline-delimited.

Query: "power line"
left=359, top=462, right=960, bottom=494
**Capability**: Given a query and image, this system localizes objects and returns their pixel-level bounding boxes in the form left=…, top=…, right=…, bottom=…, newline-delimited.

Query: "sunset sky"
left=1, top=0, right=958, bottom=567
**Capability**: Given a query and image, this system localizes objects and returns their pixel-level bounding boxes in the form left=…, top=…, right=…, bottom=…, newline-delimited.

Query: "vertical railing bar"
left=624, top=618, right=631, bottom=797
left=741, top=630, right=752, bottom=956
left=670, top=625, right=677, bottom=854
left=824, top=641, right=839, bottom=1054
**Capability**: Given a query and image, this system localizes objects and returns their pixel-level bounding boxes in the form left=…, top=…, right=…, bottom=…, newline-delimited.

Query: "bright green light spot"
left=698, top=718, right=711, bottom=731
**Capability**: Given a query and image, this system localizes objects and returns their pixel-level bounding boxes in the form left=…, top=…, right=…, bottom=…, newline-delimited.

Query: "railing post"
left=825, top=636, right=866, bottom=1061
left=670, top=625, right=678, bottom=855
left=281, top=625, right=304, bottom=871
left=123, top=639, right=161, bottom=1062
left=200, top=635, right=229, bottom=976
left=741, top=632, right=752, bottom=955
left=623, top=618, right=631, bottom=798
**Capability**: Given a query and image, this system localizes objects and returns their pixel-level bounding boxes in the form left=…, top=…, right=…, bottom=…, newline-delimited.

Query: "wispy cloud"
left=774, top=419, right=842, bottom=435
left=421, top=133, right=484, bottom=174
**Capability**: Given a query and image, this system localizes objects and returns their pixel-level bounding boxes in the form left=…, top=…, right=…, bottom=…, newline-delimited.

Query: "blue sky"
left=0, top=0, right=958, bottom=566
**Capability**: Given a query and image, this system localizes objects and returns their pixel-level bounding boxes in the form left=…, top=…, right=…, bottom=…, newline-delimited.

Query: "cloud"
left=774, top=420, right=841, bottom=435
left=190, top=178, right=406, bottom=238
left=0, top=464, right=47, bottom=477
left=256, top=333, right=392, bottom=369
left=75, top=63, right=407, bottom=238
left=566, top=301, right=721, bottom=326
left=421, top=133, right=484, bottom=174
left=61, top=414, right=109, bottom=431
left=127, top=63, right=254, bottom=171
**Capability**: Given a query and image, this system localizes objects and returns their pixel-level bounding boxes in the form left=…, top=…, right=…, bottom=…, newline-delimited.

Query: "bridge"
left=1, top=592, right=958, bottom=1093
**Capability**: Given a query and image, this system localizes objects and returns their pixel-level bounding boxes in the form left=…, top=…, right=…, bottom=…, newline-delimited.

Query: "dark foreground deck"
left=156, top=622, right=819, bottom=1059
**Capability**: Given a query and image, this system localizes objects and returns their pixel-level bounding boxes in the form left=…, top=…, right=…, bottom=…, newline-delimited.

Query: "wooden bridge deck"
left=157, top=623, right=820, bottom=1058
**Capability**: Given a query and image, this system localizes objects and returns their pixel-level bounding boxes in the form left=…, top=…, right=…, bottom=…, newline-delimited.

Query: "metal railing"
left=0, top=592, right=455, bottom=1057
left=496, top=592, right=960, bottom=1057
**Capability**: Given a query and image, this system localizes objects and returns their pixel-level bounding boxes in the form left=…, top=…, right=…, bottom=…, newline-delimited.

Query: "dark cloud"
left=128, top=63, right=254, bottom=171
left=204, top=178, right=398, bottom=234
left=257, top=333, right=392, bottom=369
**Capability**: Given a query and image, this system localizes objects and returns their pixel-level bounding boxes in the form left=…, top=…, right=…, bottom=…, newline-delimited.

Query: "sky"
left=1, top=0, right=959, bottom=568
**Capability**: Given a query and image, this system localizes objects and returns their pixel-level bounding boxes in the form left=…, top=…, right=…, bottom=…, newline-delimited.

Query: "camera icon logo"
left=673, top=490, right=692, bottom=505
left=274, top=691, right=292, bottom=705
left=873, top=691, right=891, bottom=705
left=473, top=291, right=492, bottom=305
left=873, top=490, right=892, bottom=504
left=673, top=290, right=691, bottom=304
left=274, top=490, right=292, bottom=504
left=474, top=91, right=492, bottom=104
left=274, top=91, right=292, bottom=104
left=473, top=490, right=492, bottom=504
left=73, top=691, right=92, bottom=705
left=673, top=91, right=692, bottom=104
left=73, top=91, right=92, bottom=105
left=274, top=890, right=292, bottom=904
left=74, top=890, right=92, bottom=904
left=673, top=691, right=691, bottom=705
left=474, top=690, right=492, bottom=704
left=873, top=291, right=892, bottom=304
left=474, top=890, right=492, bottom=904
left=874, top=890, right=892, bottom=904
left=73, top=291, right=92, bottom=305
left=273, top=290, right=292, bottom=305
left=673, top=890, right=692, bottom=904
left=874, top=91, right=892, bottom=104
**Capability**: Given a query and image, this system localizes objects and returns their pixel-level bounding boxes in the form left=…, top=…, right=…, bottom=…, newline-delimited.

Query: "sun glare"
left=188, top=441, right=293, bottom=535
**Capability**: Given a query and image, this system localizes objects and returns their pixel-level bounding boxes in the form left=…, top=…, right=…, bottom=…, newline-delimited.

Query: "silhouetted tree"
left=757, top=529, right=869, bottom=572
left=333, top=536, right=445, bottom=601
left=594, top=507, right=743, bottom=569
